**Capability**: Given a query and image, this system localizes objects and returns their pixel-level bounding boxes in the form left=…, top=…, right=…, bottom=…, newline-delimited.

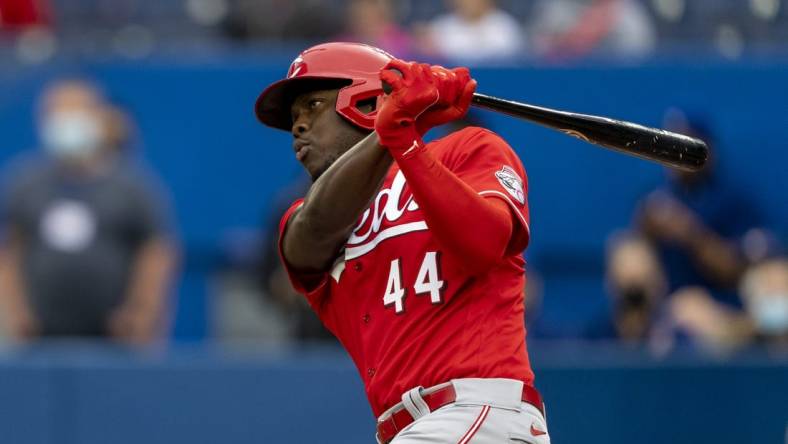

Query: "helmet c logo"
left=288, top=56, right=305, bottom=78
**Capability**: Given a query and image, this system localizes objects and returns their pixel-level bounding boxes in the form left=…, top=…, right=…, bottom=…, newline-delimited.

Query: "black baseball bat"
left=470, top=92, right=708, bottom=172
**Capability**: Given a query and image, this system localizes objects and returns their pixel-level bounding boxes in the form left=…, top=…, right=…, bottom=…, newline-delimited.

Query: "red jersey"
left=279, top=127, right=534, bottom=416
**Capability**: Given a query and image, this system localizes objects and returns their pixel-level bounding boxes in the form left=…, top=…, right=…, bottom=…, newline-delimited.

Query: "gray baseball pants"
left=376, top=378, right=550, bottom=444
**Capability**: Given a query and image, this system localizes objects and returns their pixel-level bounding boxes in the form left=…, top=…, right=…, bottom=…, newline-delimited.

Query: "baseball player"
left=255, top=42, right=549, bottom=443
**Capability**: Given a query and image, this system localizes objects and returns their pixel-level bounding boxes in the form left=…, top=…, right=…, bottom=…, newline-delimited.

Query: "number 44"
left=383, top=251, right=445, bottom=314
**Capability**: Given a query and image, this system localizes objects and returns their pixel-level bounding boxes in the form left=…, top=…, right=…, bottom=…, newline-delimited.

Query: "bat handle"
left=382, top=79, right=394, bottom=95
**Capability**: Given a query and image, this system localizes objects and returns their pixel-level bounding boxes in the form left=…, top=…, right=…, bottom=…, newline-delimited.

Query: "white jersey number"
left=414, top=251, right=445, bottom=304
left=383, top=258, right=406, bottom=313
left=383, top=252, right=445, bottom=314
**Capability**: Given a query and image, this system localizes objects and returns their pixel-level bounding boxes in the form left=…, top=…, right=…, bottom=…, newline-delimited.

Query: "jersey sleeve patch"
left=494, top=165, right=525, bottom=205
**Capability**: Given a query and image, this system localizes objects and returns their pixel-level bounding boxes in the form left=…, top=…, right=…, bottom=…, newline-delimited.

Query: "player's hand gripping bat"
left=382, top=71, right=709, bottom=172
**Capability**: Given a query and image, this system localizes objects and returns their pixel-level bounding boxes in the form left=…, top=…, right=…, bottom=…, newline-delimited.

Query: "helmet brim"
left=255, top=76, right=351, bottom=131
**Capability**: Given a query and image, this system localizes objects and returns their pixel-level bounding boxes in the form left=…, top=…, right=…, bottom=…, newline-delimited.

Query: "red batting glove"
left=416, top=66, right=477, bottom=135
left=375, top=60, right=439, bottom=154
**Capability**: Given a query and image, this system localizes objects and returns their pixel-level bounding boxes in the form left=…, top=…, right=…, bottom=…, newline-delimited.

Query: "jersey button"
left=367, top=368, right=376, bottom=377
left=354, top=261, right=363, bottom=271
left=362, top=314, right=371, bottom=324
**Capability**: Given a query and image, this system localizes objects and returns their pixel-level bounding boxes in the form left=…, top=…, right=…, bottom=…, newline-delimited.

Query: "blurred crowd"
left=599, top=110, right=787, bottom=354
left=1, top=0, right=788, bottom=64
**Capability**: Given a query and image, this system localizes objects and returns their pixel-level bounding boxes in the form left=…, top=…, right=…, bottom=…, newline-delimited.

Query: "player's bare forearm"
left=687, top=230, right=746, bottom=286
left=109, top=238, right=177, bottom=343
left=283, top=132, right=393, bottom=272
left=396, top=147, right=514, bottom=275
left=0, top=234, right=39, bottom=337
left=125, top=239, right=177, bottom=318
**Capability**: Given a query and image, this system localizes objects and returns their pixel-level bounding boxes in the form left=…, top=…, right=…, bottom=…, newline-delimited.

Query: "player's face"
left=290, top=88, right=369, bottom=181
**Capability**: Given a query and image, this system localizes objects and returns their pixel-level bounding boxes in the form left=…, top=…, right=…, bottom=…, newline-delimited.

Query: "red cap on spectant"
left=255, top=42, right=394, bottom=131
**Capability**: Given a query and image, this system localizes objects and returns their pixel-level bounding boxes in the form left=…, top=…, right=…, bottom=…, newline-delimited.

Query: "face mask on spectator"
left=41, top=111, right=102, bottom=159
left=751, top=295, right=788, bottom=335
left=616, top=286, right=651, bottom=315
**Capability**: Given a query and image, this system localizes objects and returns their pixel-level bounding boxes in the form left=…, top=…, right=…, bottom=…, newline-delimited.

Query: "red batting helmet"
left=255, top=42, right=393, bottom=131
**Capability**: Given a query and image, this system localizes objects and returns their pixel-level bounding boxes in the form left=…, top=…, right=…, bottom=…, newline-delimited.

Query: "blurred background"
left=0, top=0, right=786, bottom=443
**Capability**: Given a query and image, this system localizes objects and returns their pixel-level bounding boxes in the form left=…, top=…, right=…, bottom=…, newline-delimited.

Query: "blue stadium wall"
left=0, top=344, right=785, bottom=444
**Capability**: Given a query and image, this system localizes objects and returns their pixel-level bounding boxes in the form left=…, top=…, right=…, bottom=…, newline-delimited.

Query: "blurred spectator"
left=662, top=251, right=788, bottom=353
left=528, top=0, right=656, bottom=61
left=338, top=0, right=414, bottom=58
left=0, top=79, right=177, bottom=344
left=601, top=110, right=763, bottom=347
left=638, top=110, right=759, bottom=302
left=597, top=233, right=668, bottom=343
left=416, top=0, right=526, bottom=64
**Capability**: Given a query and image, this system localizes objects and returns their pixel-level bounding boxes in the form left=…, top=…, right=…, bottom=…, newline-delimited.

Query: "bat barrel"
left=471, top=93, right=709, bottom=172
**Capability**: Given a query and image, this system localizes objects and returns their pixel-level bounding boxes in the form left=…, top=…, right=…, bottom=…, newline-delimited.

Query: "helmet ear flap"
left=335, top=82, right=384, bottom=130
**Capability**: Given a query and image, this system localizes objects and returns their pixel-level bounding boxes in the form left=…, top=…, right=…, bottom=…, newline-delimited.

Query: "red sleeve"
left=390, top=127, right=529, bottom=276
left=277, top=199, right=330, bottom=311
left=443, top=128, right=530, bottom=252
